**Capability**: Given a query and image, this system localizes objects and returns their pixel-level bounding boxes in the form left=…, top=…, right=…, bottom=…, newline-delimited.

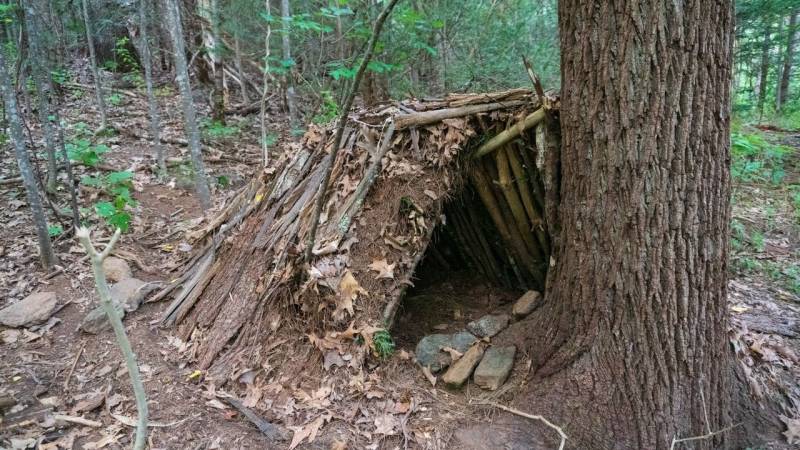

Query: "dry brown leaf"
left=420, top=366, right=437, bottom=387
left=442, top=346, right=463, bottom=362
left=781, top=415, right=800, bottom=444
left=289, top=413, right=331, bottom=450
left=330, top=440, right=347, bottom=450
left=374, top=413, right=399, bottom=435
left=335, top=271, right=366, bottom=320
left=368, top=259, right=395, bottom=279
left=423, top=189, right=437, bottom=200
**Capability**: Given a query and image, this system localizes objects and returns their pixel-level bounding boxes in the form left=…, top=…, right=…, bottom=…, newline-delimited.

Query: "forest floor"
left=1, top=78, right=799, bottom=449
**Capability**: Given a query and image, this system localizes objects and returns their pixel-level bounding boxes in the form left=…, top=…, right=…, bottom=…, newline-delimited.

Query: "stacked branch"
left=160, top=89, right=558, bottom=375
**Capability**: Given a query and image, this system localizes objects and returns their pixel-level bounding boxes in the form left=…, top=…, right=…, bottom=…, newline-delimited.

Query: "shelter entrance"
left=392, top=182, right=540, bottom=348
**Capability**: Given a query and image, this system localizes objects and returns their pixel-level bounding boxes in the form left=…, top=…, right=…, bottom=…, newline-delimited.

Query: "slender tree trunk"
left=516, top=1, right=746, bottom=448
left=260, top=0, right=272, bottom=167
left=80, top=0, right=108, bottom=130
left=233, top=32, right=250, bottom=104
left=0, top=48, right=56, bottom=270
left=165, top=0, right=212, bottom=210
left=209, top=0, right=225, bottom=124
left=22, top=2, right=59, bottom=193
left=758, top=21, right=771, bottom=119
left=280, top=0, right=298, bottom=127
left=138, top=0, right=165, bottom=175
left=778, top=12, right=799, bottom=112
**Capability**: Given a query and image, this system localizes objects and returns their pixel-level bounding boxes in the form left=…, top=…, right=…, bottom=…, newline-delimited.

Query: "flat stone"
left=0, top=292, right=58, bottom=327
left=474, top=345, right=516, bottom=390
left=79, top=304, right=125, bottom=334
left=102, top=257, right=132, bottom=282
left=512, top=291, right=541, bottom=318
left=466, top=314, right=510, bottom=338
left=110, top=278, right=155, bottom=312
left=416, top=331, right=477, bottom=372
left=442, top=343, right=485, bottom=388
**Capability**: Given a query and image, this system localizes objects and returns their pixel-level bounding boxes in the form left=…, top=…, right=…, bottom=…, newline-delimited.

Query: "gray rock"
left=102, top=257, right=133, bottom=282
left=474, top=345, right=516, bottom=390
left=466, top=314, right=510, bottom=338
left=512, top=291, right=541, bottom=318
left=442, top=343, right=485, bottom=388
left=79, top=304, right=125, bottom=334
left=0, top=292, right=58, bottom=327
left=416, top=331, right=477, bottom=372
left=111, top=278, right=157, bottom=312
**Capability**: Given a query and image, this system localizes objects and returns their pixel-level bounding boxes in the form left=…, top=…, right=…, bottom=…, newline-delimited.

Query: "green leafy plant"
left=312, top=90, right=340, bottom=124
left=201, top=119, right=239, bottom=139
left=81, top=171, right=136, bottom=232
left=731, top=130, right=792, bottom=185
left=372, top=329, right=395, bottom=359
left=48, top=224, right=63, bottom=237
left=106, top=92, right=123, bottom=106
left=66, top=139, right=110, bottom=166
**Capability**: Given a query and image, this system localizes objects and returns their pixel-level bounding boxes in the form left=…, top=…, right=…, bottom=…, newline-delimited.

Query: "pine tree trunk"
left=209, top=0, right=225, bottom=125
left=517, top=2, right=746, bottom=448
left=280, top=0, right=298, bottom=127
left=778, top=12, right=799, bottom=112
left=233, top=32, right=250, bottom=104
left=0, top=48, right=56, bottom=270
left=22, top=2, right=59, bottom=193
left=758, top=22, right=771, bottom=118
left=138, top=0, right=165, bottom=175
left=80, top=0, right=108, bottom=130
left=165, top=0, right=211, bottom=210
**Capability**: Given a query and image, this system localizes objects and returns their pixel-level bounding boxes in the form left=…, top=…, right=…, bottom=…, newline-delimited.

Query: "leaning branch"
left=304, top=0, right=402, bottom=262
left=473, top=400, right=567, bottom=450
left=473, top=108, right=544, bottom=158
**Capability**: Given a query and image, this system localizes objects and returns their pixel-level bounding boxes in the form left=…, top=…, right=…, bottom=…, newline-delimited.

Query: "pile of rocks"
left=414, top=290, right=541, bottom=390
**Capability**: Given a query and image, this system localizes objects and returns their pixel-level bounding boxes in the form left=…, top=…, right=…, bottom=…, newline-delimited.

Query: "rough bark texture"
left=778, top=12, right=799, bottom=111
left=81, top=0, right=108, bottom=130
left=0, top=48, right=56, bottom=270
left=165, top=0, right=211, bottom=210
left=138, top=0, right=165, bottom=174
left=22, top=2, right=59, bottom=193
left=517, top=1, right=742, bottom=448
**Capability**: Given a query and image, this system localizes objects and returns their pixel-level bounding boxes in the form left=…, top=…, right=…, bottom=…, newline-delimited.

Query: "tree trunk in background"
left=0, top=48, right=56, bottom=270
left=280, top=0, right=298, bottom=127
left=758, top=21, right=771, bottom=118
left=81, top=0, right=108, bottom=130
left=233, top=32, right=250, bottom=104
left=517, top=1, right=745, bottom=448
left=22, top=3, right=59, bottom=193
left=778, top=12, right=799, bottom=112
left=138, top=0, right=165, bottom=174
left=165, top=0, right=211, bottom=211
left=209, top=0, right=225, bottom=125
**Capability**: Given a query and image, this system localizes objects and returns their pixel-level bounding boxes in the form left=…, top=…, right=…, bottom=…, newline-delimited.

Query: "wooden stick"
left=304, top=0, right=402, bottom=263
left=394, top=100, right=528, bottom=130
left=505, top=146, right=550, bottom=256
left=472, top=400, right=567, bottom=450
left=495, top=147, right=543, bottom=261
left=473, top=108, right=545, bottom=158
left=53, top=414, right=103, bottom=428
left=62, top=342, right=85, bottom=391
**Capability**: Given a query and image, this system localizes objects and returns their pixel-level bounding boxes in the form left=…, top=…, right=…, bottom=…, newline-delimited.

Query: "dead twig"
left=472, top=400, right=567, bottom=450
left=62, top=342, right=85, bottom=391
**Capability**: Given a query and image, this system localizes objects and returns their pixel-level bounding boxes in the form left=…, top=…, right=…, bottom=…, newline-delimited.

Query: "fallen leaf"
left=335, top=271, right=367, bottom=320
left=368, top=259, right=395, bottom=279
left=373, top=414, right=399, bottom=435
left=423, top=189, right=437, bottom=200
left=206, top=399, right=227, bottom=410
left=289, top=413, right=331, bottom=450
left=420, top=366, right=436, bottom=387
left=442, top=346, right=463, bottom=361
left=330, top=440, right=347, bottom=450
left=323, top=351, right=345, bottom=371
left=730, top=305, right=750, bottom=313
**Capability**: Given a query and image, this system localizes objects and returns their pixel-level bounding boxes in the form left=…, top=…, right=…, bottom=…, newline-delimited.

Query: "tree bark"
left=758, top=21, right=771, bottom=118
left=165, top=0, right=211, bottom=210
left=517, top=1, right=744, bottom=448
left=280, top=0, right=298, bottom=127
left=80, top=0, right=108, bottom=130
left=0, top=47, right=56, bottom=270
left=777, top=12, right=799, bottom=112
left=209, top=0, right=225, bottom=125
left=138, top=0, right=165, bottom=175
left=22, top=2, right=59, bottom=193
